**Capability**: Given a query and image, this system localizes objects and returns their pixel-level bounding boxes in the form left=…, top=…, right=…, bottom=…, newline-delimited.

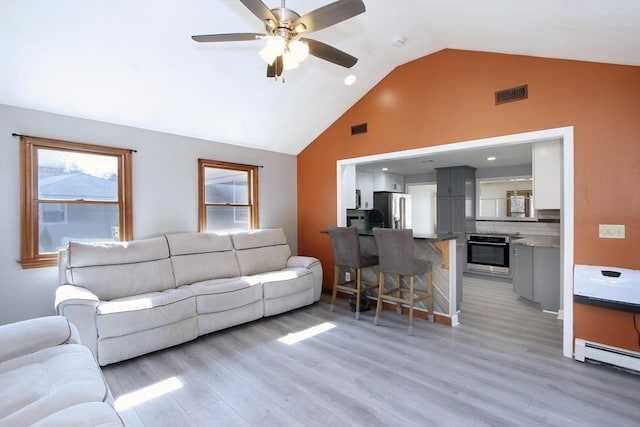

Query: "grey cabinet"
left=436, top=166, right=475, bottom=235
left=513, top=244, right=534, bottom=300
left=437, top=197, right=465, bottom=235
left=533, top=247, right=561, bottom=312
left=437, top=166, right=475, bottom=198
left=512, top=244, right=560, bottom=311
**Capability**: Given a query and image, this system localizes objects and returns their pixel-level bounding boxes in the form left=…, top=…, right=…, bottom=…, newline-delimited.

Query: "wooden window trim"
left=20, top=136, right=133, bottom=268
left=198, top=159, right=259, bottom=231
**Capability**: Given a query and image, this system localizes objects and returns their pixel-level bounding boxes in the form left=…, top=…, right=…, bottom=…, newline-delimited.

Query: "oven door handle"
left=468, top=242, right=508, bottom=246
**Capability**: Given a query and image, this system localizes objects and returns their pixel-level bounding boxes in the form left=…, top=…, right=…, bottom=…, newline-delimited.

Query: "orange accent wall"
left=574, top=304, right=640, bottom=351
left=297, top=49, right=640, bottom=350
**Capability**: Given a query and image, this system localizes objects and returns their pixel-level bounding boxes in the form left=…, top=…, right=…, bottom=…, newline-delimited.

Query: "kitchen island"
left=511, top=235, right=561, bottom=312
left=326, top=229, right=461, bottom=326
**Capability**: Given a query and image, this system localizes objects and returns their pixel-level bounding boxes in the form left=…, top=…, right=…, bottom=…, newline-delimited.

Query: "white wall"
left=0, top=104, right=298, bottom=324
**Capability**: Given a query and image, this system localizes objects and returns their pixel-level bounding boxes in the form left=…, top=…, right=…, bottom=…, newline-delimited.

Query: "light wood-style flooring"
left=103, top=276, right=640, bottom=426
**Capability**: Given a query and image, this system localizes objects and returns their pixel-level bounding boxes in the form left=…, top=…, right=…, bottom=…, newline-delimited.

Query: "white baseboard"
left=575, top=338, right=640, bottom=372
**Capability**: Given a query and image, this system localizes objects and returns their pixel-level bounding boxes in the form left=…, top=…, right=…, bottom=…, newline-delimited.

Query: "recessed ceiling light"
left=392, top=36, right=406, bottom=47
left=487, top=156, right=496, bottom=161
left=381, top=167, right=389, bottom=171
left=344, top=74, right=357, bottom=85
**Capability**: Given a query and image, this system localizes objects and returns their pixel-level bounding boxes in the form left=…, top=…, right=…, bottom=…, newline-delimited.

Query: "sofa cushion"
left=66, top=237, right=175, bottom=300
left=184, top=276, right=263, bottom=314
left=0, top=344, right=109, bottom=426
left=259, top=268, right=314, bottom=299
left=166, top=232, right=233, bottom=255
left=31, top=402, right=123, bottom=427
left=97, top=318, right=197, bottom=366
left=96, top=288, right=196, bottom=338
left=67, top=237, right=169, bottom=267
left=69, top=258, right=175, bottom=301
left=231, top=229, right=292, bottom=276
left=166, top=232, right=240, bottom=286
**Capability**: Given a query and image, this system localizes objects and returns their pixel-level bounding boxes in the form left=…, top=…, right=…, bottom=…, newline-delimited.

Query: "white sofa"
left=0, top=316, right=123, bottom=427
left=56, top=228, right=322, bottom=366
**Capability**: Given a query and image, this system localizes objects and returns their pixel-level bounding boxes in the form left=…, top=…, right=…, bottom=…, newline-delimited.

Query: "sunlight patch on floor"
left=114, top=377, right=184, bottom=411
left=278, top=322, right=336, bottom=345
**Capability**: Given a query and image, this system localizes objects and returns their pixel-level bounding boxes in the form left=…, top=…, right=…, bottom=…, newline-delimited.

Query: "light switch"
left=599, top=224, right=625, bottom=239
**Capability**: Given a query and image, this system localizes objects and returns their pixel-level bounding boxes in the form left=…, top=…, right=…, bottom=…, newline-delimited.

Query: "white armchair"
left=0, top=316, right=122, bottom=426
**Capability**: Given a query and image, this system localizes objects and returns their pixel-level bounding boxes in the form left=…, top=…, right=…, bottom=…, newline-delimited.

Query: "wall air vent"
left=351, top=123, right=368, bottom=135
left=495, top=84, right=528, bottom=105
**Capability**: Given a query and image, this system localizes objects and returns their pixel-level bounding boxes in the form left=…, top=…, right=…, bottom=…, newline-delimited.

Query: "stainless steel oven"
left=466, top=234, right=510, bottom=275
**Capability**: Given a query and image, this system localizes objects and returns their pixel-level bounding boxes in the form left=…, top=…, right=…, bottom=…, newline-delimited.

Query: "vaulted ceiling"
left=2, top=0, right=639, bottom=155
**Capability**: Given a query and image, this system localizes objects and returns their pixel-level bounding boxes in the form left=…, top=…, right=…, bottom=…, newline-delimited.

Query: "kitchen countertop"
left=322, top=229, right=460, bottom=242
left=511, top=235, right=560, bottom=248
left=356, top=230, right=459, bottom=242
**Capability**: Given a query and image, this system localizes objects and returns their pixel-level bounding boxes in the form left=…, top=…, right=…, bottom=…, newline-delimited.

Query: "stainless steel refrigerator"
left=373, top=191, right=412, bottom=229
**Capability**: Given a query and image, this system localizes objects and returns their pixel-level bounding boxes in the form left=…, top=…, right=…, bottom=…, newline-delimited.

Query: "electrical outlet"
left=599, top=224, right=625, bottom=239
left=345, top=272, right=351, bottom=281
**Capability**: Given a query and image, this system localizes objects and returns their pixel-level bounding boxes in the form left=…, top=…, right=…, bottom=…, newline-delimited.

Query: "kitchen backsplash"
left=473, top=221, right=560, bottom=236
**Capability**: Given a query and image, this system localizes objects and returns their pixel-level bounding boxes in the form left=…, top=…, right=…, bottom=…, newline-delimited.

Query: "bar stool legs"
left=327, top=227, right=379, bottom=320
left=371, top=227, right=435, bottom=335
left=328, top=267, right=340, bottom=313
left=374, top=270, right=434, bottom=335
left=329, top=265, right=375, bottom=320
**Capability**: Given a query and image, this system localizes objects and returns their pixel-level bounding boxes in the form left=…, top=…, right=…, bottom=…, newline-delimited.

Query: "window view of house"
left=37, top=149, right=120, bottom=253
left=199, top=159, right=259, bottom=232
left=20, top=136, right=132, bottom=268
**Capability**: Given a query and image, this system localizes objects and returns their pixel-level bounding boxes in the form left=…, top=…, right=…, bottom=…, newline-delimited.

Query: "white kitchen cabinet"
left=533, top=139, right=561, bottom=210
left=341, top=164, right=357, bottom=210
left=373, top=172, right=404, bottom=192
left=356, top=171, right=374, bottom=209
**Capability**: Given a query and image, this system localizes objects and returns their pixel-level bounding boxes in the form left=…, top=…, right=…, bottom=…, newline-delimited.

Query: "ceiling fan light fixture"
left=265, top=19, right=277, bottom=30
left=282, top=52, right=299, bottom=70
left=289, top=39, right=309, bottom=62
left=259, top=36, right=286, bottom=65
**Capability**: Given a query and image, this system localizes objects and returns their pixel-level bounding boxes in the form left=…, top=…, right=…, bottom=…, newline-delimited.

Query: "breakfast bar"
left=326, top=229, right=461, bottom=326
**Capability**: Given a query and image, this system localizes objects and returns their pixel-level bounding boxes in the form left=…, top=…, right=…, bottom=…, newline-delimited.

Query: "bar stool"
left=327, top=226, right=379, bottom=320
left=372, top=228, right=434, bottom=335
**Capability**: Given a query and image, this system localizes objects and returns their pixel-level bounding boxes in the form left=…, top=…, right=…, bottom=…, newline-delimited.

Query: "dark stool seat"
left=372, top=228, right=434, bottom=335
left=327, top=226, right=379, bottom=320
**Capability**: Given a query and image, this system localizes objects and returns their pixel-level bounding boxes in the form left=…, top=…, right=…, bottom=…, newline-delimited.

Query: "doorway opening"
left=336, top=126, right=574, bottom=358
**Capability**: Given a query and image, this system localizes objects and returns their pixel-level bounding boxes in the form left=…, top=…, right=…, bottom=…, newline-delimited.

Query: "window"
left=199, top=159, right=259, bottom=232
left=20, top=136, right=133, bottom=268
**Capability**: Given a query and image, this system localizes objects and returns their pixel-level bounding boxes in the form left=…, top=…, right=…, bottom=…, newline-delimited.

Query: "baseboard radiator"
left=575, top=338, right=640, bottom=372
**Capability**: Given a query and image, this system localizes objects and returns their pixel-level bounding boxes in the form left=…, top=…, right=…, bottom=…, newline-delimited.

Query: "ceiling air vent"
left=495, top=84, right=528, bottom=105
left=351, top=123, right=368, bottom=135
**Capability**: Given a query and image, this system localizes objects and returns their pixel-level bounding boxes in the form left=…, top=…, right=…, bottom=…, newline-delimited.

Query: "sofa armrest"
left=287, top=256, right=320, bottom=270
left=287, top=256, right=323, bottom=301
left=55, top=285, right=100, bottom=357
left=55, top=284, right=100, bottom=309
left=0, top=316, right=77, bottom=362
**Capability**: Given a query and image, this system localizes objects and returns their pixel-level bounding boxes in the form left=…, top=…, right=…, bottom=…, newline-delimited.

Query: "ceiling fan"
left=191, top=0, right=366, bottom=78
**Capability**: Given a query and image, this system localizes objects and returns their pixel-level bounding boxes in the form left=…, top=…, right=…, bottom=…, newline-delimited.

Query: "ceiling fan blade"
left=266, top=56, right=284, bottom=78
left=293, top=0, right=365, bottom=33
left=239, top=0, right=279, bottom=26
left=192, top=33, right=263, bottom=43
left=302, top=38, right=358, bottom=68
